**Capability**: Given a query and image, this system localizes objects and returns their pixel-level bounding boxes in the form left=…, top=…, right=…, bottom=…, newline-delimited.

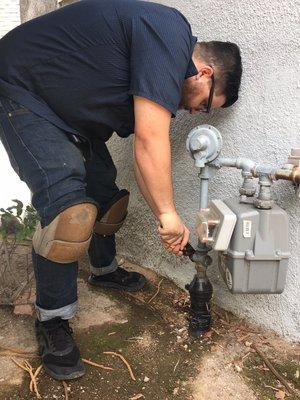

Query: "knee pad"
left=33, top=202, right=98, bottom=263
left=94, top=190, right=129, bottom=236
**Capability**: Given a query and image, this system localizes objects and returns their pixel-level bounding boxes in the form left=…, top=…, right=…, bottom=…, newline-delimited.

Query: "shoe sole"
left=43, top=361, right=86, bottom=381
left=88, top=276, right=146, bottom=292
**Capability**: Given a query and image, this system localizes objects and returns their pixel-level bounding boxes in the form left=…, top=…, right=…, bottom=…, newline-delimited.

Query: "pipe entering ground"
left=183, top=243, right=212, bottom=335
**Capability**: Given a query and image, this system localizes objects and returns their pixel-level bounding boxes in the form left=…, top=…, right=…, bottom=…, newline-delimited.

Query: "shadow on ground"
left=0, top=259, right=299, bottom=400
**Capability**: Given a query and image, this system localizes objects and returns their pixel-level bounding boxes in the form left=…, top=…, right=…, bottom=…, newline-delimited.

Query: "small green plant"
left=0, top=199, right=38, bottom=241
left=0, top=200, right=38, bottom=304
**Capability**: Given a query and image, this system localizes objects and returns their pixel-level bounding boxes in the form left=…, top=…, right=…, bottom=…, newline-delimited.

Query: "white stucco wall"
left=0, top=0, right=30, bottom=210
left=0, top=0, right=20, bottom=37
left=20, top=0, right=57, bottom=23
left=108, top=0, right=300, bottom=341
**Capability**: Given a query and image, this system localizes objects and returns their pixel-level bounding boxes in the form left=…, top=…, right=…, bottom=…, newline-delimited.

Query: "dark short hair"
left=195, top=41, right=242, bottom=108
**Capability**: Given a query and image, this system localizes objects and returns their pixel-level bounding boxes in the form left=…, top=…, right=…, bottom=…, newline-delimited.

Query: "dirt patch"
left=0, top=310, right=36, bottom=387
left=0, top=259, right=299, bottom=400
left=191, top=345, right=257, bottom=400
left=73, top=278, right=128, bottom=330
left=191, top=309, right=300, bottom=400
left=243, top=351, right=300, bottom=400
left=135, top=331, right=158, bottom=350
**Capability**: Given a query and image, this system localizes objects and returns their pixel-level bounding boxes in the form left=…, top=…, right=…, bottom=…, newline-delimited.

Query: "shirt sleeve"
left=128, top=11, right=197, bottom=116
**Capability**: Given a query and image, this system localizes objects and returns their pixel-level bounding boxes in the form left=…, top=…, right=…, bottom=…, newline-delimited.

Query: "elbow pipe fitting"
left=213, top=157, right=256, bottom=173
left=234, top=157, right=256, bottom=172
left=252, top=165, right=277, bottom=180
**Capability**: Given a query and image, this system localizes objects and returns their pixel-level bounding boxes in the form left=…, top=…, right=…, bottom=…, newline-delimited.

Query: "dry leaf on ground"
left=173, top=387, right=179, bottom=395
left=129, top=394, right=145, bottom=400
left=275, top=389, right=286, bottom=399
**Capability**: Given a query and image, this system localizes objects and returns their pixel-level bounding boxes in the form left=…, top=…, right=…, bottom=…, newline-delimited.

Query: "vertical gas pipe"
left=184, top=166, right=213, bottom=337
left=184, top=125, right=223, bottom=337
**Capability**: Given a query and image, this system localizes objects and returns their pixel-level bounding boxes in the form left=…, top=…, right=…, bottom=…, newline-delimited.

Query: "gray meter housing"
left=218, top=197, right=290, bottom=294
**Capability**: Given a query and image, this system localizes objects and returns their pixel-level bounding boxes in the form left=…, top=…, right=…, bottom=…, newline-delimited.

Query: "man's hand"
left=158, top=211, right=190, bottom=256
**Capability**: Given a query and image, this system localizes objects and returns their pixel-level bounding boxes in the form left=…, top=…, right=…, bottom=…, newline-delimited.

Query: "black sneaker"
left=35, top=317, right=85, bottom=380
left=88, top=267, right=146, bottom=292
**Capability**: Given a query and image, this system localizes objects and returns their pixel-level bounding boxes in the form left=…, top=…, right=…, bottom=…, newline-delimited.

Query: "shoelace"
left=105, top=267, right=131, bottom=282
left=46, top=320, right=74, bottom=351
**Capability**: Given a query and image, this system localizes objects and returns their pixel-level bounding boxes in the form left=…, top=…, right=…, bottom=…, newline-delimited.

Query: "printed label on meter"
left=243, top=220, right=252, bottom=238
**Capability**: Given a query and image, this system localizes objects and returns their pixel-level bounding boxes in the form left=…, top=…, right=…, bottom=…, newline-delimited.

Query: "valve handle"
left=183, top=242, right=196, bottom=258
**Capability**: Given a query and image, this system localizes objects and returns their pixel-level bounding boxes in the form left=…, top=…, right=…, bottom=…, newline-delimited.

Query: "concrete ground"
left=0, top=259, right=299, bottom=400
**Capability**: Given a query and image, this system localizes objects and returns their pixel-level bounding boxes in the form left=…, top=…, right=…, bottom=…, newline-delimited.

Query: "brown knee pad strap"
left=94, top=190, right=129, bottom=236
left=33, top=203, right=98, bottom=263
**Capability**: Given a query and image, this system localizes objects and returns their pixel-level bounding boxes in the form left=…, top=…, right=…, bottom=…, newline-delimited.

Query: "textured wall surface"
left=0, top=0, right=20, bottom=38
left=20, top=0, right=57, bottom=22
left=108, top=0, right=300, bottom=341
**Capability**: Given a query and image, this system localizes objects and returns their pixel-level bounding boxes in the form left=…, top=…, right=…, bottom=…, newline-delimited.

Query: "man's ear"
left=196, top=65, right=214, bottom=80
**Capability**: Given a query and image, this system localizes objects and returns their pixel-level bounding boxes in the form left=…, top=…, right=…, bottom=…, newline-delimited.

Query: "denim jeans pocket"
left=8, top=107, right=30, bottom=116
left=6, top=99, right=30, bottom=115
left=6, top=101, right=42, bottom=132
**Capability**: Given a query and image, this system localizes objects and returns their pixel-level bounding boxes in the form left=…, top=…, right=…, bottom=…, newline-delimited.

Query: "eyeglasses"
left=205, top=73, right=215, bottom=113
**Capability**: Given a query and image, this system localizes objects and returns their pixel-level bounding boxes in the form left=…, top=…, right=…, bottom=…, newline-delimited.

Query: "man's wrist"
left=158, top=208, right=177, bottom=218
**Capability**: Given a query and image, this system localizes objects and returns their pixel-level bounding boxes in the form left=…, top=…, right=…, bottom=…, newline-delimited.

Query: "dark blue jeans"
left=0, top=96, right=120, bottom=320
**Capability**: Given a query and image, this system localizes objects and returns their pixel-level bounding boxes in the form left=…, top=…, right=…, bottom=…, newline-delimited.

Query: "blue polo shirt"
left=0, top=0, right=197, bottom=139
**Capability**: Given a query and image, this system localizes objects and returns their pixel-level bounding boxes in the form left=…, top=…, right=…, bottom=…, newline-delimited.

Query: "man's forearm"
left=132, top=96, right=190, bottom=254
left=133, top=134, right=176, bottom=217
left=133, top=156, right=160, bottom=218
